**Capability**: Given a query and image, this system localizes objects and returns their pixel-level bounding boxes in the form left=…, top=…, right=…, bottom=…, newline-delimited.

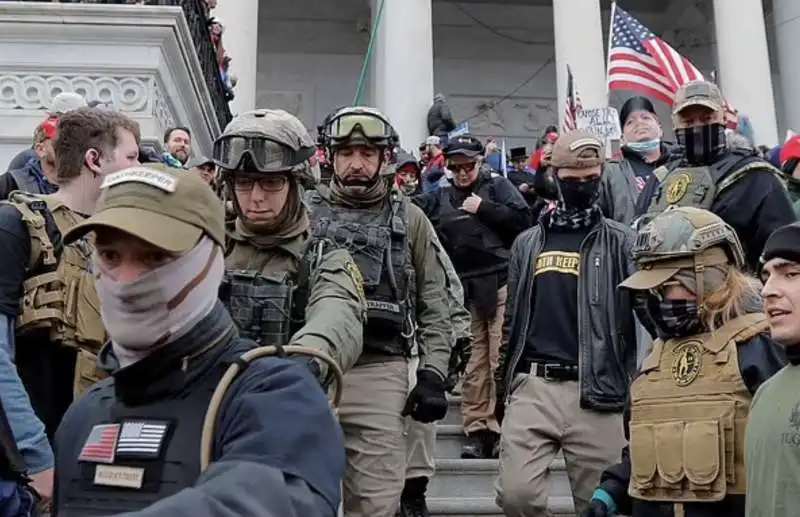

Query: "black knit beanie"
left=761, top=222, right=800, bottom=268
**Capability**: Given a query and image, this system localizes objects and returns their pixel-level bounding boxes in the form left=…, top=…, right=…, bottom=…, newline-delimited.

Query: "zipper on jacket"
left=591, top=256, right=601, bottom=304
left=577, top=227, right=600, bottom=404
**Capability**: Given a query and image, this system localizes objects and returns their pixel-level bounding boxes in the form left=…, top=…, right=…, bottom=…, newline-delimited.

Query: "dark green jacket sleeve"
left=407, top=202, right=454, bottom=378
left=290, top=246, right=366, bottom=374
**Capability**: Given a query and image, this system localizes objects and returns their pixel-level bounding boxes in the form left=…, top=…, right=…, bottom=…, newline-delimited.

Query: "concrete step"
left=428, top=458, right=571, bottom=500
left=428, top=495, right=575, bottom=516
left=442, top=395, right=463, bottom=427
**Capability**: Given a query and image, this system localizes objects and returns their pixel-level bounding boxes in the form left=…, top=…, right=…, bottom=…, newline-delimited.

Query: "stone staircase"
left=429, top=395, right=576, bottom=517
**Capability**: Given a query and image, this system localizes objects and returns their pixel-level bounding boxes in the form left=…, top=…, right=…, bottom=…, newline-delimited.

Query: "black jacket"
left=497, top=213, right=638, bottom=412
left=426, top=99, right=456, bottom=138
left=597, top=332, right=787, bottom=517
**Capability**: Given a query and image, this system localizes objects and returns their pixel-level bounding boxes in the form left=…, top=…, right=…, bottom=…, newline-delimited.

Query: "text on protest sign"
left=576, top=107, right=622, bottom=141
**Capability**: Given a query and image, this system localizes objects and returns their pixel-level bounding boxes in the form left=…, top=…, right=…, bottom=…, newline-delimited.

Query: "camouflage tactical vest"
left=4, top=192, right=108, bottom=397
left=628, top=312, right=767, bottom=503
left=645, top=150, right=785, bottom=218
left=220, top=241, right=317, bottom=346
left=306, top=188, right=414, bottom=355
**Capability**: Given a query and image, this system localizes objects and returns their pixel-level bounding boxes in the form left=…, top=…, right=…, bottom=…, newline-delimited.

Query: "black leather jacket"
left=497, top=214, right=638, bottom=412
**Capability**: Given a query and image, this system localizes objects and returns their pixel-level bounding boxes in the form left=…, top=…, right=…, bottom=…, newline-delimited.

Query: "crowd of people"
left=1, top=77, right=800, bottom=517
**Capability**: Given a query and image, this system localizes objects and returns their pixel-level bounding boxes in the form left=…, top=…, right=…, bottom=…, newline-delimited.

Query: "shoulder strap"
left=640, top=340, right=664, bottom=373
left=704, top=313, right=769, bottom=354
left=653, top=165, right=670, bottom=183
left=717, top=160, right=785, bottom=193
left=5, top=191, right=57, bottom=270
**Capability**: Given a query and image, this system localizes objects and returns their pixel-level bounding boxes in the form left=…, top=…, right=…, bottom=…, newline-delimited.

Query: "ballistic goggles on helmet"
left=327, top=109, right=394, bottom=146
left=213, top=135, right=315, bottom=173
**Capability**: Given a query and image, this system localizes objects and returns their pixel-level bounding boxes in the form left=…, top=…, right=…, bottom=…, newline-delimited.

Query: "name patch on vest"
left=94, top=464, right=145, bottom=489
left=78, top=420, right=170, bottom=464
left=671, top=341, right=703, bottom=387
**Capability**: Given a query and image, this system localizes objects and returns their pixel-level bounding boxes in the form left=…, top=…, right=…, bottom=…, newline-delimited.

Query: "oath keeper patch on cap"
left=569, top=138, right=601, bottom=151
left=102, top=168, right=179, bottom=192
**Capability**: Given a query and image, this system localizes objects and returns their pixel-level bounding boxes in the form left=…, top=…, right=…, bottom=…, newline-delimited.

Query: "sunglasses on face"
left=448, top=162, right=477, bottom=174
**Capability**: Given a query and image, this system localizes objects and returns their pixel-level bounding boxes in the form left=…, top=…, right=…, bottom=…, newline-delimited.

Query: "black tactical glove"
left=402, top=369, right=448, bottom=423
left=445, top=337, right=472, bottom=392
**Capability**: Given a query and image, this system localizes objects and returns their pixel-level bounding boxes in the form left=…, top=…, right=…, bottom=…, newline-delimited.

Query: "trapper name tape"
left=102, top=168, right=179, bottom=192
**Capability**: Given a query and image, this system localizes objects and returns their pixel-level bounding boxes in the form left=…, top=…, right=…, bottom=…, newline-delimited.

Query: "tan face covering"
left=94, top=236, right=224, bottom=368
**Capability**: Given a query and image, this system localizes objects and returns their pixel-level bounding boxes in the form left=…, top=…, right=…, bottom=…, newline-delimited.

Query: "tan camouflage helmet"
left=213, top=108, right=319, bottom=185
left=620, top=206, right=745, bottom=301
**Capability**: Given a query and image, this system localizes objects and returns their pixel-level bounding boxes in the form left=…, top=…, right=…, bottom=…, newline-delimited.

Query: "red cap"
left=781, top=136, right=800, bottom=166
left=39, top=116, right=59, bottom=140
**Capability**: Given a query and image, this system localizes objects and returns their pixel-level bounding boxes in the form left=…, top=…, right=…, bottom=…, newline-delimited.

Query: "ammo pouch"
left=629, top=401, right=733, bottom=503
left=220, top=270, right=296, bottom=346
left=5, top=192, right=108, bottom=396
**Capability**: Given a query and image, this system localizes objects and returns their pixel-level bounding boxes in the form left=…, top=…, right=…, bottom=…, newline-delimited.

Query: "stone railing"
left=9, top=0, right=232, bottom=129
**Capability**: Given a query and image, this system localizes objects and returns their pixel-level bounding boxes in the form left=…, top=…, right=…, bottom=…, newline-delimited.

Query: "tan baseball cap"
left=549, top=130, right=605, bottom=169
left=64, top=164, right=225, bottom=253
left=673, top=80, right=725, bottom=114
left=618, top=260, right=684, bottom=290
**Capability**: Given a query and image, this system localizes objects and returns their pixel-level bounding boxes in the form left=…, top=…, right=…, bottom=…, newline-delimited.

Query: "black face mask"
left=556, top=176, right=601, bottom=209
left=675, top=123, right=726, bottom=165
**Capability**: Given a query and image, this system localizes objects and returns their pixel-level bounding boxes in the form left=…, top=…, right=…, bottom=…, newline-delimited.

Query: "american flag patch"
left=115, top=421, right=169, bottom=459
left=79, top=424, right=120, bottom=464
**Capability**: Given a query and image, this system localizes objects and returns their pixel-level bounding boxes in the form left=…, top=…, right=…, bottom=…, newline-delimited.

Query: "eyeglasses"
left=214, top=136, right=313, bottom=173
left=231, top=174, right=289, bottom=193
left=328, top=112, right=393, bottom=142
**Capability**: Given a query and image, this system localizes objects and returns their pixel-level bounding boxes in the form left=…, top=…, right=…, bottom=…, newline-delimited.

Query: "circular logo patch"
left=666, top=172, right=692, bottom=204
left=671, top=341, right=703, bottom=387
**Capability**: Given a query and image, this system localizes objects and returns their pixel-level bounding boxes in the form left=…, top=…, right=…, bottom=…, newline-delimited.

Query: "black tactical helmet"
left=444, top=134, right=484, bottom=159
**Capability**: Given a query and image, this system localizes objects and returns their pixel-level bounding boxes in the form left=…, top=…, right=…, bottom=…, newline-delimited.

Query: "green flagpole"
left=353, top=0, right=387, bottom=105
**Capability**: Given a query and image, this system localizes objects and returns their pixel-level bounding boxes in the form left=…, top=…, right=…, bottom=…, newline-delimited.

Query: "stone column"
left=712, top=0, right=779, bottom=146
left=552, top=0, right=606, bottom=127
left=211, top=0, right=259, bottom=116
left=774, top=0, right=800, bottom=136
left=369, top=0, right=434, bottom=151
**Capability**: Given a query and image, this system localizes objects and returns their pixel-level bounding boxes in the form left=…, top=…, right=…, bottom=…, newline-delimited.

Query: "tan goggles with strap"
left=329, top=113, right=392, bottom=142
left=214, top=136, right=313, bottom=172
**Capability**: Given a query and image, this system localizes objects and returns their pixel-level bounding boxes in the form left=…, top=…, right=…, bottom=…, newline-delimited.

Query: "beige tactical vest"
left=6, top=192, right=108, bottom=397
left=628, top=312, right=768, bottom=503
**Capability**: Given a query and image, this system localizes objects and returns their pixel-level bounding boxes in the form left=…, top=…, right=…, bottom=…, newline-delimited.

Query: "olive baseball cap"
left=64, top=164, right=225, bottom=253
left=549, top=130, right=604, bottom=169
left=673, top=80, right=725, bottom=114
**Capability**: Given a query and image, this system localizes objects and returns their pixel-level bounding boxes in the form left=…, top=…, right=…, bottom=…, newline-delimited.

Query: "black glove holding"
left=583, top=498, right=610, bottom=517
left=453, top=337, right=472, bottom=375
left=402, top=369, right=447, bottom=423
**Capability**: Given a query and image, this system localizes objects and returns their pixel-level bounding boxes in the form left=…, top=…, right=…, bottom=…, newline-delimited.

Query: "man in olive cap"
left=215, top=108, right=365, bottom=383
left=637, top=79, right=796, bottom=271
left=53, top=164, right=346, bottom=517
left=495, top=130, right=638, bottom=516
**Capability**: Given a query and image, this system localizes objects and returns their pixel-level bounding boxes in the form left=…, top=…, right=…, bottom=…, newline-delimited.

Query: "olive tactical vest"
left=628, top=313, right=768, bottom=503
left=3, top=192, right=107, bottom=397
left=220, top=242, right=318, bottom=347
left=306, top=188, right=414, bottom=356
left=645, top=150, right=785, bottom=218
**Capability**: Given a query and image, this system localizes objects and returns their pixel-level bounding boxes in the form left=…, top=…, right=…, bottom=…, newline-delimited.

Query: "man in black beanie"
left=746, top=221, right=800, bottom=517
left=598, top=96, right=677, bottom=225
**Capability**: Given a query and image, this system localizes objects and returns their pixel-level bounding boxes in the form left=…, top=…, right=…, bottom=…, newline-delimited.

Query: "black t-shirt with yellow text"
left=522, top=226, right=591, bottom=366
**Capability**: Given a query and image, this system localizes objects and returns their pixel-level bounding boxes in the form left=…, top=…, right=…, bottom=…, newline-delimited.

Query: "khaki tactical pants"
left=461, top=285, right=507, bottom=434
left=495, top=372, right=624, bottom=517
left=339, top=357, right=409, bottom=517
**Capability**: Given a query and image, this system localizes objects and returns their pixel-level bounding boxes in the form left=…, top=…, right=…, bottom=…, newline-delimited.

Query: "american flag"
left=562, top=65, right=583, bottom=133
left=115, top=421, right=169, bottom=459
left=79, top=423, right=120, bottom=464
left=607, top=3, right=738, bottom=129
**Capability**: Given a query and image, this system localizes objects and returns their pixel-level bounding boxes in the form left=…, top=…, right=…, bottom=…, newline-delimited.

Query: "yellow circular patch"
left=666, top=172, right=692, bottom=204
left=345, top=261, right=365, bottom=301
left=671, top=341, right=703, bottom=387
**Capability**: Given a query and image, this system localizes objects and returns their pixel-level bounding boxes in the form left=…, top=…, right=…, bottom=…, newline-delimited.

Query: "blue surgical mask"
left=625, top=139, right=661, bottom=154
